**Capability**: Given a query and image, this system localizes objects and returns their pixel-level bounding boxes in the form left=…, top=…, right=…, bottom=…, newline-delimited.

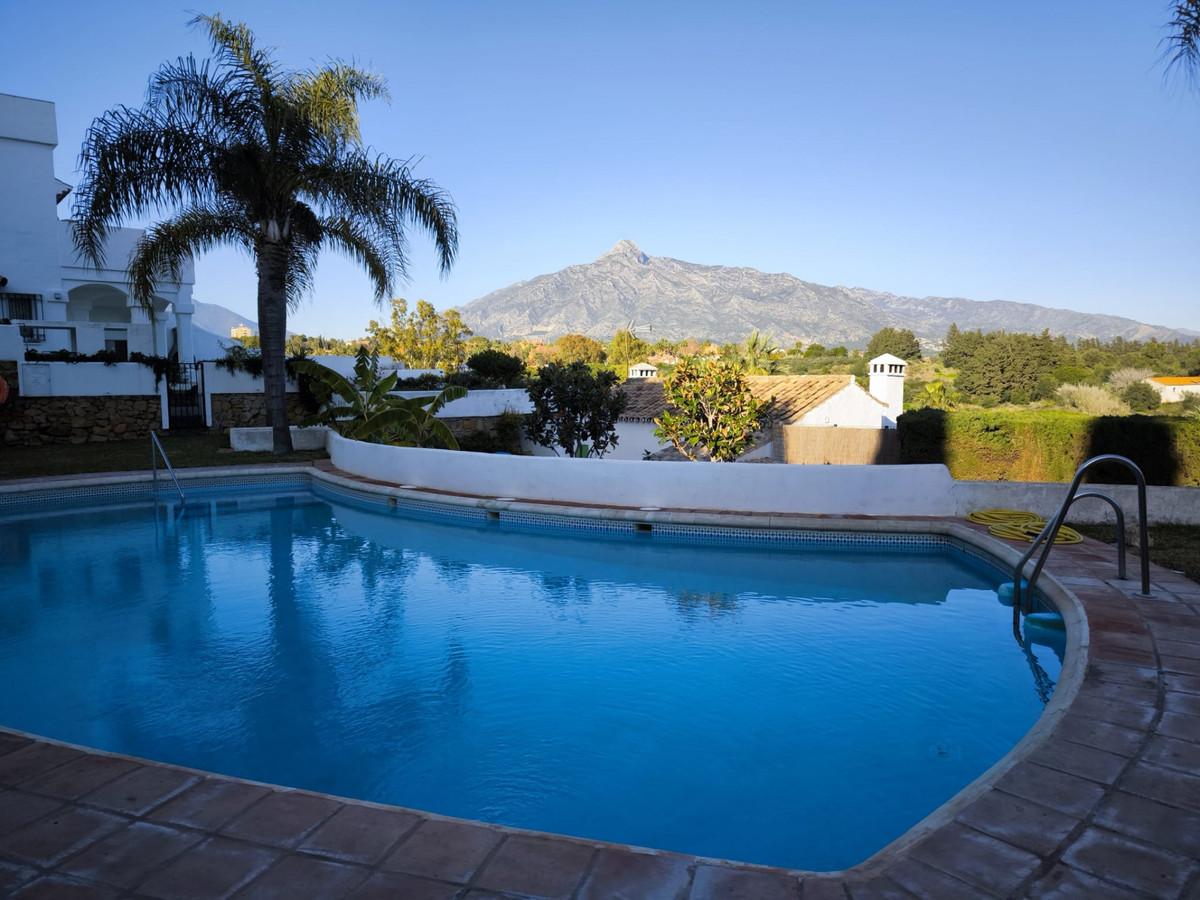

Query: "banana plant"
left=292, top=348, right=465, bottom=449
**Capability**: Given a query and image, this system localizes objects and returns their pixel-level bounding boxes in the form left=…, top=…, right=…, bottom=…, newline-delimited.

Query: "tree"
left=802, top=343, right=827, bottom=358
left=1122, top=381, right=1162, bottom=413
left=1165, top=1, right=1200, bottom=82
left=72, top=14, right=458, bottom=453
left=866, top=327, right=921, bottom=361
left=553, top=333, right=606, bottom=365
left=607, top=329, right=650, bottom=373
left=654, top=359, right=764, bottom=462
left=367, top=299, right=471, bottom=371
left=466, top=348, right=525, bottom=385
left=918, top=381, right=957, bottom=411
left=524, top=362, right=625, bottom=457
left=737, top=331, right=782, bottom=374
left=294, top=347, right=464, bottom=447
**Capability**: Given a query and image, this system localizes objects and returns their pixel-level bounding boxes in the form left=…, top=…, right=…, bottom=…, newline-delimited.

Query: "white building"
left=610, top=354, right=907, bottom=461
left=1145, top=375, right=1200, bottom=403
left=0, top=93, right=196, bottom=361
left=627, top=361, right=658, bottom=379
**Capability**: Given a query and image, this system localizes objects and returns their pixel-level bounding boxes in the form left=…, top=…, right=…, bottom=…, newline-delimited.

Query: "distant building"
left=230, top=323, right=253, bottom=340
left=1146, top=375, right=1200, bottom=402
left=611, top=354, right=908, bottom=461
left=627, top=362, right=658, bottom=379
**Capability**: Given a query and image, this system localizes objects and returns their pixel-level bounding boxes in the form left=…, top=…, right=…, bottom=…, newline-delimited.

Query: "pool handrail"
left=1012, top=455, right=1149, bottom=624
left=149, top=430, right=186, bottom=504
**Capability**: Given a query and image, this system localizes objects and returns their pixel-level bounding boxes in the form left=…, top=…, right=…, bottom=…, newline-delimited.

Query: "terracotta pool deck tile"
left=0, top=735, right=33, bottom=759
left=1085, top=660, right=1159, bottom=688
left=1068, top=694, right=1156, bottom=731
left=146, top=778, right=271, bottom=832
left=1093, top=790, right=1200, bottom=858
left=1165, top=672, right=1200, bottom=695
left=1160, top=639, right=1200, bottom=661
left=1072, top=678, right=1159, bottom=709
left=9, top=874, right=121, bottom=899
left=219, top=791, right=341, bottom=849
left=0, top=792, right=65, bottom=836
left=1165, top=690, right=1200, bottom=718
left=878, top=858, right=994, bottom=899
left=346, top=871, right=462, bottom=900
left=135, top=836, right=281, bottom=900
left=1054, top=714, right=1148, bottom=757
left=0, top=806, right=126, bottom=868
left=954, top=790, right=1080, bottom=857
left=21, top=756, right=140, bottom=802
left=472, top=833, right=596, bottom=899
left=79, top=766, right=197, bottom=817
left=575, top=848, right=693, bottom=900
left=0, top=859, right=39, bottom=894
left=56, top=820, right=200, bottom=890
left=1163, top=655, right=1200, bottom=676
left=1023, top=863, right=1146, bottom=898
left=381, top=818, right=502, bottom=883
left=0, top=744, right=83, bottom=788
left=910, top=822, right=1043, bottom=896
left=1027, top=738, right=1131, bottom=785
left=994, top=762, right=1108, bottom=818
left=235, top=852, right=371, bottom=899
left=842, top=875, right=904, bottom=899
left=688, top=864, right=800, bottom=900
left=1157, top=712, right=1200, bottom=744
left=1141, top=733, right=1200, bottom=775
left=297, top=803, right=421, bottom=866
left=1118, top=761, right=1200, bottom=814
left=1060, top=827, right=1194, bottom=896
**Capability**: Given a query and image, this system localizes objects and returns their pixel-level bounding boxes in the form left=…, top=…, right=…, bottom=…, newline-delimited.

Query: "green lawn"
left=1075, top=523, right=1200, bottom=584
left=0, top=431, right=326, bottom=480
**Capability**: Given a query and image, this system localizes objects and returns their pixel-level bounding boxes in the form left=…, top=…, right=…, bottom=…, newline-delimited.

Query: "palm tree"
left=1165, top=1, right=1200, bottom=81
left=738, top=331, right=782, bottom=375
left=72, top=14, right=458, bottom=452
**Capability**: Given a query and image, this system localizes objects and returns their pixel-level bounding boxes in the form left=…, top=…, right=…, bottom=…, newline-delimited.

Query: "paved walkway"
left=0, top=477, right=1197, bottom=897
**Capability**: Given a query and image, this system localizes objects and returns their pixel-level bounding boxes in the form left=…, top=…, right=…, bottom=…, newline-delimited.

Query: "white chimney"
left=868, top=354, right=907, bottom=427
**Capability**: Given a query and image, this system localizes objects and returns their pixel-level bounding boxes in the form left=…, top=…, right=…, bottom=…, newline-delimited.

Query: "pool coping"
left=0, top=464, right=1197, bottom=897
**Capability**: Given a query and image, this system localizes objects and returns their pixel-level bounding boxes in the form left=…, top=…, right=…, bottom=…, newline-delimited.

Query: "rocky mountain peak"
left=602, top=239, right=649, bottom=265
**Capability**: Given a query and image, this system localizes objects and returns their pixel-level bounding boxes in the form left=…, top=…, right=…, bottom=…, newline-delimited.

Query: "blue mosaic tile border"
left=0, top=471, right=1028, bottom=595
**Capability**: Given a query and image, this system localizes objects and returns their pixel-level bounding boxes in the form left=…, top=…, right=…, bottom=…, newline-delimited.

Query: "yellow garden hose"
left=967, top=508, right=1083, bottom=544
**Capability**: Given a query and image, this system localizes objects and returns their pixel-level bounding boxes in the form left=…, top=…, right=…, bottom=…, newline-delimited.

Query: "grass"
left=0, top=431, right=326, bottom=480
left=1075, top=523, right=1200, bottom=583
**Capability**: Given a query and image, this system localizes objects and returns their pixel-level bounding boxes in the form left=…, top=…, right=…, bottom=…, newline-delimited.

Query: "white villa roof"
left=869, top=353, right=907, bottom=366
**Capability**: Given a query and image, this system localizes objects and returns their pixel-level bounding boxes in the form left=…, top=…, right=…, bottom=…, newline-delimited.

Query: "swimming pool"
left=0, top=478, right=1063, bottom=871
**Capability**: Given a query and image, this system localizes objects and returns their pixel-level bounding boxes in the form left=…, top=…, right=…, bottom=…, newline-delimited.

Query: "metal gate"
left=167, top=362, right=206, bottom=429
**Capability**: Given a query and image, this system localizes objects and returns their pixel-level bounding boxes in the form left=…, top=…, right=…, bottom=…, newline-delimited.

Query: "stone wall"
left=1, top=395, right=161, bottom=448
left=210, top=392, right=310, bottom=429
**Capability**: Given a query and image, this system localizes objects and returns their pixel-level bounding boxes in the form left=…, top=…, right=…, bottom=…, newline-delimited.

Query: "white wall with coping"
left=953, top=480, right=1200, bottom=526
left=229, top=426, right=329, bottom=451
left=394, top=388, right=531, bottom=418
left=17, top=361, right=159, bottom=396
left=798, top=386, right=889, bottom=429
left=328, top=432, right=957, bottom=516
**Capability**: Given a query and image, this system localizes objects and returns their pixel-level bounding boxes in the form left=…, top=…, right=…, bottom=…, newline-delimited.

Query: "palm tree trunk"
left=256, top=243, right=294, bottom=454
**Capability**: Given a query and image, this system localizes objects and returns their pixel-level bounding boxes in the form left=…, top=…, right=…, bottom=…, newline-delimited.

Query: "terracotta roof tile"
left=618, top=375, right=862, bottom=423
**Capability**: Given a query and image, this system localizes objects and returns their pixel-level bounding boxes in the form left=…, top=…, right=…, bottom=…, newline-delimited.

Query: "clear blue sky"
left=3, top=0, right=1198, bottom=337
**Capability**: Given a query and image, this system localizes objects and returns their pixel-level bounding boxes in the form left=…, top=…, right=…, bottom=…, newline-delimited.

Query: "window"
left=104, top=329, right=129, bottom=361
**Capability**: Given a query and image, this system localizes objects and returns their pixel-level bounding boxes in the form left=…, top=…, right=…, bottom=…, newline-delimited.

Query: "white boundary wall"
left=328, top=433, right=957, bottom=516
left=954, top=481, right=1200, bottom=526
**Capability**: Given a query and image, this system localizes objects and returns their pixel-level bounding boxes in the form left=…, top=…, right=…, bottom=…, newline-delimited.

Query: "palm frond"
left=319, top=215, right=395, bottom=300
left=291, top=63, right=389, bottom=144
left=1164, top=1, right=1200, bottom=83
left=127, top=203, right=251, bottom=303
left=190, top=13, right=277, bottom=96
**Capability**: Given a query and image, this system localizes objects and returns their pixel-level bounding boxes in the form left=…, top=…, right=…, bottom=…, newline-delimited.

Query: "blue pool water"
left=0, top=485, right=1062, bottom=870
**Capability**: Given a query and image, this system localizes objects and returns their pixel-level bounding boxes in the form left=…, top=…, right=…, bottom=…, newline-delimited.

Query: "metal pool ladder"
left=1012, top=454, right=1150, bottom=625
left=150, top=430, right=186, bottom=504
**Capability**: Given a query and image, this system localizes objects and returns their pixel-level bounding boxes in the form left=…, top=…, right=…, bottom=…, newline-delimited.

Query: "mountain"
left=458, top=240, right=1198, bottom=346
left=192, top=299, right=258, bottom=338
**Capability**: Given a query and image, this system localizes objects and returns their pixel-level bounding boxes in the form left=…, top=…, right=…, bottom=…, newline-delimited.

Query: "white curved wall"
left=328, top=433, right=957, bottom=517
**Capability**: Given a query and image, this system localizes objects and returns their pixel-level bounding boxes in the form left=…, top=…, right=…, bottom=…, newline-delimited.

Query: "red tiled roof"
left=618, top=375, right=860, bottom=423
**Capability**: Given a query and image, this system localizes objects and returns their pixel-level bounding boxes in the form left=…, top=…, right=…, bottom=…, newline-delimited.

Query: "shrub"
left=654, top=359, right=764, bottom=461
left=1057, top=383, right=1129, bottom=416
left=525, top=362, right=625, bottom=457
left=1121, top=381, right=1161, bottom=413
left=466, top=349, right=525, bottom=386
left=897, top=408, right=1200, bottom=486
left=1108, top=367, right=1155, bottom=392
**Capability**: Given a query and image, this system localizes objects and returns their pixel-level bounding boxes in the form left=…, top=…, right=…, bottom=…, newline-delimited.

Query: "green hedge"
left=897, top=408, right=1200, bottom=486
